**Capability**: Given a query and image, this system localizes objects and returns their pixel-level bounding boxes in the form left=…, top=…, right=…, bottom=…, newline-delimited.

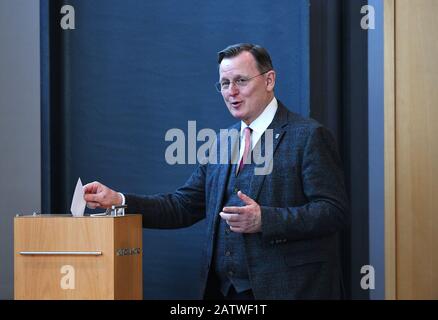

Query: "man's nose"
left=228, top=82, right=239, bottom=95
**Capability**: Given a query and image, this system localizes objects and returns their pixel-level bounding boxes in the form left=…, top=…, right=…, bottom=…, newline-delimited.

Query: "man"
left=84, top=43, right=348, bottom=300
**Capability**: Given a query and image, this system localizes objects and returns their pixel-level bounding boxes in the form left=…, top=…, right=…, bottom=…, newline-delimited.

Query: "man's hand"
left=219, top=191, right=262, bottom=233
left=83, top=181, right=122, bottom=209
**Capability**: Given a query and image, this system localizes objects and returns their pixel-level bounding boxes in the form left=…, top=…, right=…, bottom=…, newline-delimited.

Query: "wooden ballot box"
left=14, top=214, right=142, bottom=300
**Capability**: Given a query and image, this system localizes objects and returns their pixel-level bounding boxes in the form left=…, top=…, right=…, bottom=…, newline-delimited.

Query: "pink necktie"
left=237, top=126, right=252, bottom=174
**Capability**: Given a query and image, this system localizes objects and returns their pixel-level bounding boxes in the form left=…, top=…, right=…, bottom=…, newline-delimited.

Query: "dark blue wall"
left=368, top=0, right=385, bottom=300
left=42, top=0, right=309, bottom=299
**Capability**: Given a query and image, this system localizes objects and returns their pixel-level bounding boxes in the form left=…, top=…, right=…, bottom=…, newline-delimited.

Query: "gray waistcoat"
left=213, top=161, right=255, bottom=295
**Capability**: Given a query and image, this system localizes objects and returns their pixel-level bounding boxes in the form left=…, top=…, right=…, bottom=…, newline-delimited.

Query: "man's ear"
left=266, top=70, right=276, bottom=91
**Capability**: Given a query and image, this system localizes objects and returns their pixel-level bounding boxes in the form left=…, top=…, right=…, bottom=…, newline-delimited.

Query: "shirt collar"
left=240, top=97, right=278, bottom=135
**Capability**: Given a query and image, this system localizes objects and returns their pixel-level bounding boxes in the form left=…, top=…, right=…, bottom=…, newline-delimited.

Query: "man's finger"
left=229, top=226, right=243, bottom=233
left=84, top=193, right=100, bottom=203
left=83, top=182, right=98, bottom=193
left=237, top=191, right=256, bottom=205
left=219, top=212, right=241, bottom=222
left=86, top=202, right=100, bottom=209
left=222, top=206, right=245, bottom=214
left=226, top=219, right=242, bottom=228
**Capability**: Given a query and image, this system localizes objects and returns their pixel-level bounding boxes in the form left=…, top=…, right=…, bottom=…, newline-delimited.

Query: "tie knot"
left=244, top=126, right=252, bottom=135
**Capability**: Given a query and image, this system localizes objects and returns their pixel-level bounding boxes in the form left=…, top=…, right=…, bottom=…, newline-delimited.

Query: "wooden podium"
left=14, top=214, right=142, bottom=300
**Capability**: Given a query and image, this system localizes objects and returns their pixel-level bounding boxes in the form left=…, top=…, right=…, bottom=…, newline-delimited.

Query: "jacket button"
left=225, top=251, right=231, bottom=257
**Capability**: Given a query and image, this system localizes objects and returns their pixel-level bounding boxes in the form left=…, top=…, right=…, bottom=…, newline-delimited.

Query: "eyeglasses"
left=215, top=70, right=271, bottom=92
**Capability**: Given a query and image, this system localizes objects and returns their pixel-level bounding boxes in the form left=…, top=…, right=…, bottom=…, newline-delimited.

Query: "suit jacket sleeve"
left=261, top=126, right=349, bottom=243
left=124, top=163, right=207, bottom=229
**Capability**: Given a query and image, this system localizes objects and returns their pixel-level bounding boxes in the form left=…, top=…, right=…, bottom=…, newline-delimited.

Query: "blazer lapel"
left=248, top=102, right=289, bottom=201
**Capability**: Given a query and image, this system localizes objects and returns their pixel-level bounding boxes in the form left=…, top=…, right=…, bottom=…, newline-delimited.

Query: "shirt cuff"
left=119, top=192, right=126, bottom=205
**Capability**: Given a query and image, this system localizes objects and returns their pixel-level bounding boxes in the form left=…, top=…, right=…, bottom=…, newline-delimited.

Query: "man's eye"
left=236, top=78, right=248, bottom=85
left=221, top=82, right=230, bottom=87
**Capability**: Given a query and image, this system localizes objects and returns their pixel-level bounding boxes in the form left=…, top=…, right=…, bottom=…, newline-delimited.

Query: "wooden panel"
left=14, top=215, right=114, bottom=299
left=14, top=215, right=142, bottom=300
left=395, top=0, right=438, bottom=299
left=384, top=0, right=396, bottom=300
left=114, top=215, right=143, bottom=300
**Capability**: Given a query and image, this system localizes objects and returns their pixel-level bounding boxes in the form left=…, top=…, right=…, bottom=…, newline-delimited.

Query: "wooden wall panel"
left=384, top=0, right=396, bottom=300
left=394, top=0, right=438, bottom=299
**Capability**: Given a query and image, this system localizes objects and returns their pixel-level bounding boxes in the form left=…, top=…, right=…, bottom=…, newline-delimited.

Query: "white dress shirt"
left=238, top=97, right=278, bottom=163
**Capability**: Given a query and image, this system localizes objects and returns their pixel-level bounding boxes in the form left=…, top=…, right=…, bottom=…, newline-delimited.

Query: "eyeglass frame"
left=215, top=69, right=271, bottom=92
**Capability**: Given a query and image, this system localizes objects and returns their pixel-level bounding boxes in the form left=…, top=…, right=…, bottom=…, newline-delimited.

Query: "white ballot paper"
left=70, top=177, right=86, bottom=217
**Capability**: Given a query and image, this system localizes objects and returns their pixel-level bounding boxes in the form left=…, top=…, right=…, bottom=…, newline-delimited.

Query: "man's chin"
left=231, top=113, right=245, bottom=121
left=228, top=108, right=245, bottom=120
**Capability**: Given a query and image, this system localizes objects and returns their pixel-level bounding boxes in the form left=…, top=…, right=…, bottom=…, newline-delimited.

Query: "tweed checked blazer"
left=125, top=101, right=349, bottom=299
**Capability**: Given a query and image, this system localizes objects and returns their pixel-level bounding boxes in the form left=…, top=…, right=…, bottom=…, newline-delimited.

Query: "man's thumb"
left=237, top=190, right=255, bottom=205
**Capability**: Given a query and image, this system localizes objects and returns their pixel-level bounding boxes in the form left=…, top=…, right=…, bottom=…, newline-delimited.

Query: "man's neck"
left=243, top=95, right=275, bottom=126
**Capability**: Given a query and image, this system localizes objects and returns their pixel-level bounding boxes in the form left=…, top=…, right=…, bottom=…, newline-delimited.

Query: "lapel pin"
left=275, top=133, right=280, bottom=139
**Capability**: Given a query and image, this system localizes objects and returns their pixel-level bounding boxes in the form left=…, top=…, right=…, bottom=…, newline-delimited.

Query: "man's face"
left=219, top=51, right=275, bottom=125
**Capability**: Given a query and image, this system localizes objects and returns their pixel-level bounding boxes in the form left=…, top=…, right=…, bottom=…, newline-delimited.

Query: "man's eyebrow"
left=220, top=74, right=247, bottom=81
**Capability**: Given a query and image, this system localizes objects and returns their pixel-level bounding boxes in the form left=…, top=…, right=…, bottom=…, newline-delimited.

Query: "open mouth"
left=230, top=101, right=242, bottom=108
